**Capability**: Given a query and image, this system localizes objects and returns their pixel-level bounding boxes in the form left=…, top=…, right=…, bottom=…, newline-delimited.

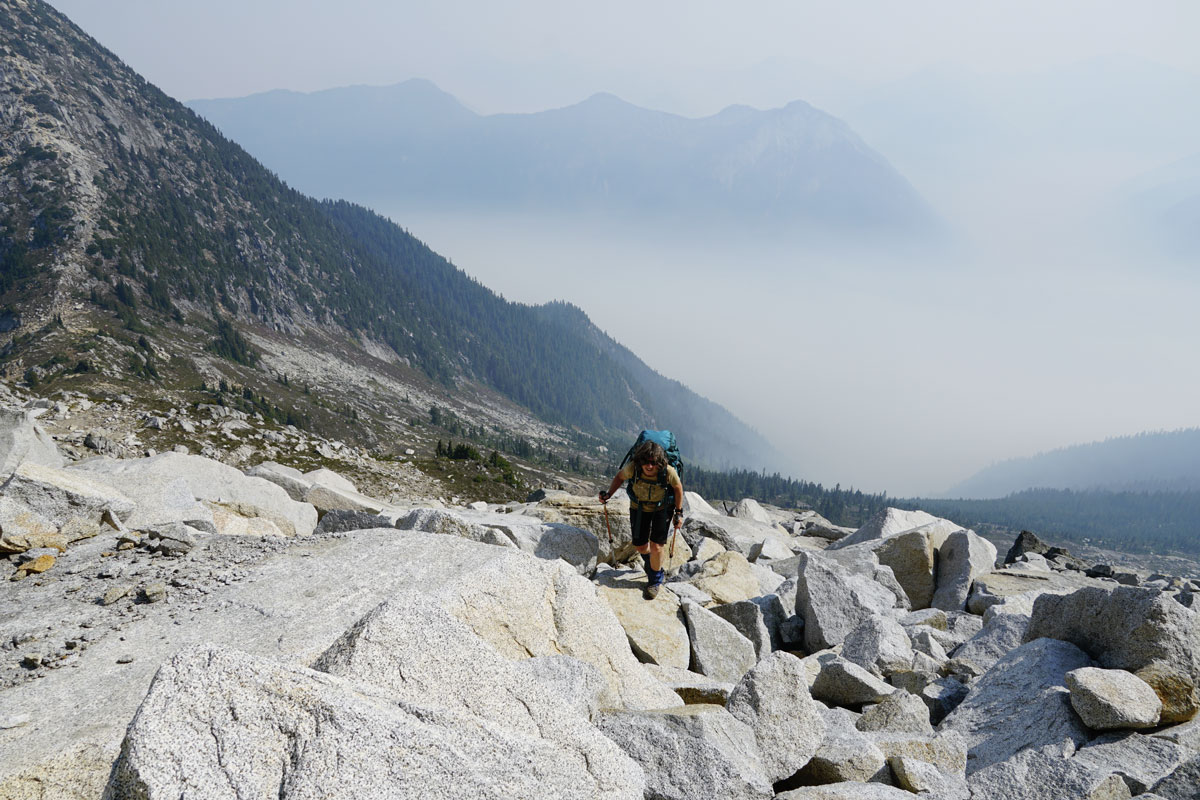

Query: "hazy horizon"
left=43, top=0, right=1200, bottom=496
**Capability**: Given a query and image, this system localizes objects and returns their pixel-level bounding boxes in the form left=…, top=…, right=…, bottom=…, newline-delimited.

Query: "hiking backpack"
left=619, top=430, right=683, bottom=507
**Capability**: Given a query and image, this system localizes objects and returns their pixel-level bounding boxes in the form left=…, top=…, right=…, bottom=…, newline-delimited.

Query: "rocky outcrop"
left=0, top=407, right=63, bottom=477
left=1027, top=586, right=1200, bottom=723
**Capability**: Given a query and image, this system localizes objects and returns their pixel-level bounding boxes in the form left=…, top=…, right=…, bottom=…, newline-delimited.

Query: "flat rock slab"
left=109, top=644, right=644, bottom=800
left=0, top=530, right=677, bottom=799
left=596, top=570, right=690, bottom=669
left=967, top=569, right=1099, bottom=615
left=939, top=637, right=1093, bottom=775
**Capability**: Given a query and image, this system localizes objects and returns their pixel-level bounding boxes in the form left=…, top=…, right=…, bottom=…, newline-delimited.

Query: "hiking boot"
left=643, top=569, right=665, bottom=599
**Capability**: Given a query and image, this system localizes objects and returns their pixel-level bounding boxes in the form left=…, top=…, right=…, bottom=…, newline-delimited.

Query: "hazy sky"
left=44, top=1, right=1200, bottom=496
left=45, top=1, right=1200, bottom=113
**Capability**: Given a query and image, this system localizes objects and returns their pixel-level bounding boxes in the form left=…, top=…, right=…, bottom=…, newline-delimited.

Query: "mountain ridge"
left=942, top=427, right=1200, bottom=499
left=187, top=79, right=939, bottom=236
left=0, top=0, right=779, bottom=480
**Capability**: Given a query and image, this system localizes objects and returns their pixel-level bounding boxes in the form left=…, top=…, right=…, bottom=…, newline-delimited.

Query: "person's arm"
left=600, top=466, right=628, bottom=502
left=669, top=467, right=684, bottom=527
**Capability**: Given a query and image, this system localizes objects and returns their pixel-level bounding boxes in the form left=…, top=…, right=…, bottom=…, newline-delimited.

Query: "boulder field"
left=3, top=402, right=1200, bottom=799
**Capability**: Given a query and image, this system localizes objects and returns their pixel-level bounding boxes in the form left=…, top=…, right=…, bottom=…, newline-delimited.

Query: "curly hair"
left=633, top=441, right=667, bottom=470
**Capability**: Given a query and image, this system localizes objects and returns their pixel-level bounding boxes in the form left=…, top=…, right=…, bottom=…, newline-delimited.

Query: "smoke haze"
left=45, top=0, right=1200, bottom=495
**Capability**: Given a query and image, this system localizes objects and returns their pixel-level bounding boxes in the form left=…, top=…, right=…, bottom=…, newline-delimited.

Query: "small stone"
left=102, top=585, right=131, bottom=605
left=21, top=653, right=43, bottom=669
left=116, top=655, right=135, bottom=664
left=140, top=582, right=168, bottom=603
left=0, top=713, right=31, bottom=729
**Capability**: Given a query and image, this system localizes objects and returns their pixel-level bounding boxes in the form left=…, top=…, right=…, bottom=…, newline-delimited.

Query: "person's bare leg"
left=648, top=541, right=664, bottom=572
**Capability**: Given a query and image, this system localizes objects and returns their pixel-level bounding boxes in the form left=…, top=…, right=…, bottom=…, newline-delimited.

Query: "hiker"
left=599, top=440, right=683, bottom=598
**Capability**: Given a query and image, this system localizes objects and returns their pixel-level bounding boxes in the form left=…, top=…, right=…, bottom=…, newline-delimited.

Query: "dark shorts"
left=630, top=506, right=672, bottom=547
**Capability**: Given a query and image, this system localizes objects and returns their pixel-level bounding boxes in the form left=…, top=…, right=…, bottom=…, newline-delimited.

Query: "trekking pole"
left=601, top=495, right=613, bottom=548
left=669, top=515, right=679, bottom=559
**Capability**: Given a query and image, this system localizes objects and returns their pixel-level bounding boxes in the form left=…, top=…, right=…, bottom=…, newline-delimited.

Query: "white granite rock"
left=2, top=461, right=134, bottom=531
left=244, top=461, right=311, bottom=501
left=596, top=569, right=690, bottom=669
left=595, top=705, right=773, bottom=800
left=794, top=706, right=889, bottom=784
left=710, top=599, right=774, bottom=659
left=727, top=652, right=827, bottom=783
left=731, top=497, right=775, bottom=525
left=890, top=756, right=970, bottom=799
left=1072, top=732, right=1191, bottom=796
left=841, top=616, right=915, bottom=678
left=683, top=600, right=757, bottom=683
left=835, top=507, right=961, bottom=549
left=642, top=663, right=736, bottom=705
left=1066, top=668, right=1163, bottom=730
left=966, top=746, right=1132, bottom=800
left=70, top=452, right=315, bottom=537
left=794, top=550, right=899, bottom=652
left=0, top=407, right=63, bottom=478
left=440, top=555, right=682, bottom=712
left=967, top=568, right=1098, bottom=616
left=948, top=609, right=1031, bottom=676
left=856, top=689, right=933, bottom=735
left=302, top=467, right=358, bottom=494
left=689, top=550, right=761, bottom=605
left=399, top=507, right=599, bottom=574
left=109, top=644, right=644, bottom=799
left=939, top=638, right=1093, bottom=775
left=932, top=529, right=998, bottom=611
left=810, top=655, right=895, bottom=707
left=1027, top=585, right=1200, bottom=723
left=684, top=512, right=783, bottom=557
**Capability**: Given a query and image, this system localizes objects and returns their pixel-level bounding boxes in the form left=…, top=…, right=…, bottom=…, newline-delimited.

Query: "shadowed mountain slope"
left=0, top=0, right=776, bottom=472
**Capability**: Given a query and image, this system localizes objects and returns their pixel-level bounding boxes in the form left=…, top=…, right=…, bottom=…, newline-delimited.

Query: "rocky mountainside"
left=5, top=393, right=1200, bottom=798
left=189, top=79, right=940, bottom=236
left=0, top=0, right=776, bottom=481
